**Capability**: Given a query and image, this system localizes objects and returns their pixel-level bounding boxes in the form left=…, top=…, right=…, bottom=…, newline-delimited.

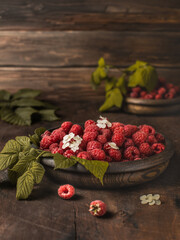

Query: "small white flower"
left=62, top=133, right=82, bottom=152
left=108, top=142, right=119, bottom=150
left=97, top=116, right=112, bottom=129
left=63, top=132, right=75, bottom=143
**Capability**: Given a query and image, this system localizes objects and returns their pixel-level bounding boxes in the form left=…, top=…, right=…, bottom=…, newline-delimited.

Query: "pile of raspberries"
left=40, top=117, right=166, bottom=162
left=128, top=78, right=179, bottom=100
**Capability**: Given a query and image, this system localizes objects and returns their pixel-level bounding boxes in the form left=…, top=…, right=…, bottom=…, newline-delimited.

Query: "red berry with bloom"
left=58, top=184, right=75, bottom=200
left=63, top=150, right=76, bottom=158
left=86, top=141, right=102, bottom=152
left=83, top=131, right=98, bottom=142
left=124, top=146, right=140, bottom=161
left=139, top=125, right=155, bottom=135
left=89, top=200, right=106, bottom=217
left=77, top=151, right=92, bottom=160
left=40, top=136, right=52, bottom=149
left=124, top=138, right=134, bottom=148
left=111, top=133, right=125, bottom=147
left=109, top=149, right=122, bottom=161
left=84, top=120, right=96, bottom=128
left=91, top=149, right=106, bottom=161
left=155, top=133, right=165, bottom=143
left=61, top=121, right=73, bottom=133
left=139, top=143, right=153, bottom=157
left=124, top=125, right=138, bottom=137
left=132, top=131, right=148, bottom=146
left=84, top=124, right=99, bottom=133
left=152, top=143, right=165, bottom=154
left=97, top=135, right=108, bottom=144
left=69, top=124, right=83, bottom=136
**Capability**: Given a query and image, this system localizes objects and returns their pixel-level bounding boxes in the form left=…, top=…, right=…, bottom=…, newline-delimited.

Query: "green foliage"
left=91, top=58, right=158, bottom=111
left=29, top=127, right=46, bottom=147
left=0, top=89, right=60, bottom=126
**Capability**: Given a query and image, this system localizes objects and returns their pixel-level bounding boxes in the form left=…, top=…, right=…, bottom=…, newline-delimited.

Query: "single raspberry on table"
left=69, top=124, right=83, bottom=136
left=83, top=131, right=98, bottom=142
left=84, top=124, right=99, bottom=133
left=86, top=141, right=102, bottom=152
left=58, top=184, right=75, bottom=200
left=139, top=143, right=153, bottom=157
left=49, top=143, right=59, bottom=151
left=108, top=149, right=122, bottom=161
left=41, top=130, right=51, bottom=138
left=63, top=150, right=76, bottom=158
left=97, top=135, right=108, bottom=144
left=51, top=129, right=66, bottom=143
left=146, top=134, right=157, bottom=145
left=124, top=125, right=138, bottom=137
left=123, top=138, right=134, bottom=148
left=89, top=200, right=106, bottom=217
left=111, top=133, right=125, bottom=147
left=61, top=121, right=73, bottom=133
left=155, top=133, right=165, bottom=143
left=100, top=129, right=112, bottom=140
left=139, top=125, right=155, bottom=135
left=130, top=92, right=138, bottom=98
left=152, top=143, right=165, bottom=154
left=111, top=122, right=124, bottom=131
left=77, top=151, right=92, bottom=160
left=132, top=131, right=148, bottom=146
left=40, top=136, right=52, bottom=149
left=91, top=149, right=106, bottom=161
left=51, top=147, right=64, bottom=155
left=123, top=146, right=140, bottom=161
left=84, top=120, right=96, bottom=128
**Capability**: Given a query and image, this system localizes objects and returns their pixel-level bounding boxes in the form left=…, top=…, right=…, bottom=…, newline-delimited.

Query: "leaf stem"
left=36, top=151, right=44, bottom=161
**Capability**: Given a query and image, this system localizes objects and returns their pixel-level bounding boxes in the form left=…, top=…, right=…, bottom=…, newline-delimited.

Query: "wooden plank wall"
left=0, top=0, right=179, bottom=93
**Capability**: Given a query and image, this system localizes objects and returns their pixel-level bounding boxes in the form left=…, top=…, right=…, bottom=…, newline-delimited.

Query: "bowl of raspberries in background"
left=40, top=116, right=174, bottom=189
left=124, top=78, right=180, bottom=115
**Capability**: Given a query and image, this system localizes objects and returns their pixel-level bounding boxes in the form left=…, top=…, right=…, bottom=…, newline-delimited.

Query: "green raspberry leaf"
left=29, top=127, right=46, bottom=147
left=72, top=157, right=109, bottom=185
left=98, top=57, right=105, bottom=67
left=54, top=153, right=77, bottom=169
left=0, top=90, right=11, bottom=101
left=12, top=89, right=41, bottom=100
left=116, top=75, right=127, bottom=95
left=0, top=153, right=18, bottom=170
left=1, top=139, right=21, bottom=154
left=11, top=98, right=45, bottom=108
left=39, top=109, right=59, bottom=121
left=15, top=136, right=31, bottom=148
left=126, top=60, right=147, bottom=72
left=11, top=155, right=32, bottom=176
left=16, top=170, right=34, bottom=200
left=29, top=161, right=45, bottom=184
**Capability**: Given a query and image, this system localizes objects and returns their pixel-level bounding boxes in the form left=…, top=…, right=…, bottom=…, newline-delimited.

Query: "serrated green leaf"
left=11, top=98, right=45, bottom=108
left=1, top=139, right=21, bottom=154
left=116, top=75, right=127, bottom=95
left=29, top=127, right=46, bottom=146
left=12, top=89, right=41, bottom=100
left=11, top=155, right=32, bottom=176
left=39, top=109, right=59, bottom=121
left=29, top=161, right=45, bottom=184
left=72, top=157, right=109, bottom=185
left=98, top=57, right=105, bottom=67
left=16, top=170, right=34, bottom=200
left=41, top=151, right=53, bottom=158
left=0, top=90, right=11, bottom=101
left=0, top=153, right=18, bottom=170
left=15, top=136, right=30, bottom=148
left=0, top=102, right=11, bottom=108
left=91, top=68, right=101, bottom=88
left=54, top=153, right=77, bottom=169
left=126, top=60, right=147, bottom=72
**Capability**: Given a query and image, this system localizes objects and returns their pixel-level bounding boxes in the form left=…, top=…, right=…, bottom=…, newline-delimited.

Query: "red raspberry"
left=84, top=120, right=96, bottom=128
left=146, top=134, right=157, bottom=145
left=166, top=83, right=174, bottom=89
left=103, top=142, right=112, bottom=152
left=97, top=135, right=108, bottom=144
left=124, top=146, right=140, bottom=161
left=105, top=156, right=112, bottom=162
left=158, top=87, right=166, bottom=95
left=159, top=77, right=166, bottom=84
left=84, top=124, right=99, bottom=133
left=100, top=129, right=112, bottom=140
left=86, top=141, right=102, bottom=152
left=124, top=138, right=134, bottom=148
left=91, top=149, right=106, bottom=161
left=155, top=94, right=163, bottom=100
left=61, top=121, right=73, bottom=133
left=139, top=143, right=153, bottom=156
left=111, top=133, right=125, bottom=147
left=63, top=150, right=76, bottom=158
left=165, top=92, right=175, bottom=99
left=140, top=91, right=147, bottom=98
left=169, top=88, right=176, bottom=95
left=132, top=87, right=141, bottom=93
left=49, top=143, right=59, bottom=151
left=130, top=92, right=138, bottom=98
left=124, top=125, right=138, bottom=137
left=111, top=122, right=124, bottom=131
left=79, top=140, right=87, bottom=150
left=77, top=151, right=92, bottom=160
left=134, top=158, right=141, bottom=161
left=150, top=90, right=157, bottom=97
left=109, top=149, right=122, bottom=161
left=40, top=136, right=52, bottom=149
left=113, top=126, right=124, bottom=135
left=51, top=147, right=64, bottom=155
left=51, top=129, right=66, bottom=143
left=132, top=131, right=148, bottom=146
left=139, top=125, right=155, bottom=135
left=58, top=184, right=75, bottom=200
left=152, top=143, right=165, bottom=154
left=41, top=130, right=51, bottom=138
left=144, top=94, right=154, bottom=99
left=155, top=133, right=165, bottom=143
left=69, top=124, right=83, bottom=136
left=174, top=86, right=179, bottom=93
left=83, top=131, right=98, bottom=142
left=89, top=200, right=106, bottom=217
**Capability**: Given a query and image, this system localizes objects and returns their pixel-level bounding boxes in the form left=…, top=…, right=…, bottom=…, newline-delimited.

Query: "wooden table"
left=0, top=0, right=180, bottom=239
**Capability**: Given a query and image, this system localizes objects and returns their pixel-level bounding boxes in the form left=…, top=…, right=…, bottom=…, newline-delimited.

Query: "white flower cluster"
left=97, top=116, right=112, bottom=129
left=62, top=133, right=82, bottom=152
left=108, top=142, right=119, bottom=150
left=140, top=194, right=161, bottom=205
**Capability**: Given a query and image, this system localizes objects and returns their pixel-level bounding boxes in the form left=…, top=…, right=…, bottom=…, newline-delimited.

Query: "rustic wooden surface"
left=0, top=0, right=180, bottom=239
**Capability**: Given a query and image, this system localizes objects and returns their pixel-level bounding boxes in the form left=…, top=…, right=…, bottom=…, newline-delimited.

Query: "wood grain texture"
left=0, top=31, right=179, bottom=67
left=0, top=0, right=179, bottom=31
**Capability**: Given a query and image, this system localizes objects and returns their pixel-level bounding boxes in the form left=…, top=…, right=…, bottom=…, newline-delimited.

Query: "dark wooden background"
left=0, top=1, right=179, bottom=240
